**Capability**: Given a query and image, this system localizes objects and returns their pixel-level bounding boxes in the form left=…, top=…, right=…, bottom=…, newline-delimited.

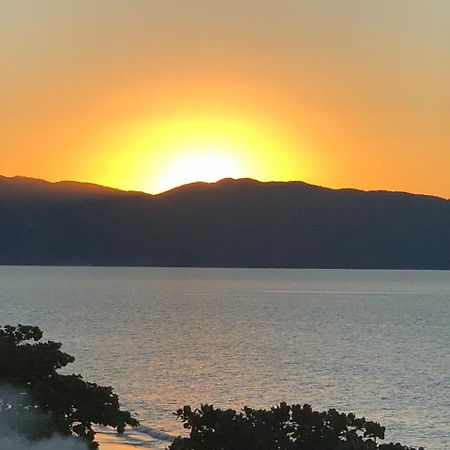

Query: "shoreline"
left=97, top=433, right=139, bottom=450
left=100, top=444, right=135, bottom=450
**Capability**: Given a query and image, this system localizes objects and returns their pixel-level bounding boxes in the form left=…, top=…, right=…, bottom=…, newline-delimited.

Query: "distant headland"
left=0, top=175, right=449, bottom=269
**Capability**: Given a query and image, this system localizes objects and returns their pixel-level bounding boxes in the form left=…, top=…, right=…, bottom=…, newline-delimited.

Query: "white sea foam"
left=0, top=385, right=88, bottom=450
left=134, top=425, right=175, bottom=442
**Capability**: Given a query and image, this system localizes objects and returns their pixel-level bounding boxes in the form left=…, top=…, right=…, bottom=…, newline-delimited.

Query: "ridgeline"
left=1, top=175, right=449, bottom=269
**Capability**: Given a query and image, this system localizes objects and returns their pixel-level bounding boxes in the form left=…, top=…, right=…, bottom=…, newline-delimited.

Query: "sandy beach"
left=97, top=433, right=137, bottom=450
left=100, top=443, right=135, bottom=450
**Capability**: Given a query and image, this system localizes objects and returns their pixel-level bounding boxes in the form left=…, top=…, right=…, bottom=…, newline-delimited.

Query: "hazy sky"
left=1, top=1, right=449, bottom=196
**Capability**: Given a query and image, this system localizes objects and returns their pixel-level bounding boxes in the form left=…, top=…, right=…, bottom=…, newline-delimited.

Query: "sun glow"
left=157, top=151, right=244, bottom=193
left=99, top=115, right=310, bottom=193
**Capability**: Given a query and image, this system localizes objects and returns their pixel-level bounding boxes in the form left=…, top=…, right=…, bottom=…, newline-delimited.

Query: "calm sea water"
left=0, top=267, right=449, bottom=449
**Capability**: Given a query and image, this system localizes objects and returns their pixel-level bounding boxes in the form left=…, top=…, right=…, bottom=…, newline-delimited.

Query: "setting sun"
left=97, top=115, right=309, bottom=193
left=155, top=151, right=244, bottom=193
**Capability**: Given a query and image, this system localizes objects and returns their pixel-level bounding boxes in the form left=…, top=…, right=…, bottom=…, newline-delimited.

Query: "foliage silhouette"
left=169, top=403, right=424, bottom=450
left=0, top=324, right=138, bottom=449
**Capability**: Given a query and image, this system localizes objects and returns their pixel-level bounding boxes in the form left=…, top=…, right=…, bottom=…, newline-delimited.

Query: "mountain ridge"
left=0, top=175, right=148, bottom=199
left=0, top=175, right=449, bottom=269
left=2, top=174, right=448, bottom=201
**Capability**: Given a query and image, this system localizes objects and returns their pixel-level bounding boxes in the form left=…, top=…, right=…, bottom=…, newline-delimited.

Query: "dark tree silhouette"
left=0, top=324, right=138, bottom=449
left=170, top=403, right=424, bottom=450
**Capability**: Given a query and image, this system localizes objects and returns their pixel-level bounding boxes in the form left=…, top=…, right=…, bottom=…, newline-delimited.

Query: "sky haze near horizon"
left=1, top=1, right=449, bottom=196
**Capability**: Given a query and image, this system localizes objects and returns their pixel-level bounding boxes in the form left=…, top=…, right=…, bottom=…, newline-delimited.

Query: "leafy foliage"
left=0, top=324, right=138, bottom=449
left=170, top=403, right=424, bottom=450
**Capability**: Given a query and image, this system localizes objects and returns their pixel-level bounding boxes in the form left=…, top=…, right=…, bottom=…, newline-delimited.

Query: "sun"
left=143, top=117, right=257, bottom=193
left=100, top=114, right=309, bottom=193
left=157, top=150, right=244, bottom=193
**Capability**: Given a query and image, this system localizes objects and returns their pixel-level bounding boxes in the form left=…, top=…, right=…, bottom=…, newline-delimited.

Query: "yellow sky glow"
left=96, top=116, right=311, bottom=193
left=1, top=1, right=449, bottom=197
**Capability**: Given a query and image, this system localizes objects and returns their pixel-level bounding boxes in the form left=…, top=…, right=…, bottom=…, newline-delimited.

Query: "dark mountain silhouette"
left=0, top=175, right=144, bottom=199
left=0, top=175, right=449, bottom=269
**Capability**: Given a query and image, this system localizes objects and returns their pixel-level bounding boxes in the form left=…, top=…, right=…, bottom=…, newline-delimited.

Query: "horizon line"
left=0, top=173, right=448, bottom=201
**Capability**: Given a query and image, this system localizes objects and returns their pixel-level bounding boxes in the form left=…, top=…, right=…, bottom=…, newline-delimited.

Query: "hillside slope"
left=0, top=176, right=448, bottom=269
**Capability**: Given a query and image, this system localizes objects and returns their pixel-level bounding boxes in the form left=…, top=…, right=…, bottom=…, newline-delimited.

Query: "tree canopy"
left=0, top=324, right=138, bottom=449
left=170, top=403, right=424, bottom=450
left=0, top=324, right=427, bottom=450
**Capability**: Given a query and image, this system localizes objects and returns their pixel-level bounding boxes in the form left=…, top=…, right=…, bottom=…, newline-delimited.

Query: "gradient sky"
left=1, top=1, right=449, bottom=196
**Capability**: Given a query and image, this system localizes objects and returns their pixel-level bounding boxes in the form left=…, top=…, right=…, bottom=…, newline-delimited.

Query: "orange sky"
left=1, top=1, right=449, bottom=197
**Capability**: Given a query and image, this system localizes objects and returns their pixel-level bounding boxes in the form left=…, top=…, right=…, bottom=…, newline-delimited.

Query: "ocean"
left=0, top=267, right=449, bottom=449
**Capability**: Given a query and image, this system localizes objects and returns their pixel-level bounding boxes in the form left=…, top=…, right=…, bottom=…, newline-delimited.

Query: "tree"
left=0, top=324, right=138, bottom=449
left=169, top=403, right=424, bottom=450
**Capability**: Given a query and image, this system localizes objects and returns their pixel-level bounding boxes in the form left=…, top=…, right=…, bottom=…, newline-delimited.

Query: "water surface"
left=0, top=267, right=448, bottom=449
